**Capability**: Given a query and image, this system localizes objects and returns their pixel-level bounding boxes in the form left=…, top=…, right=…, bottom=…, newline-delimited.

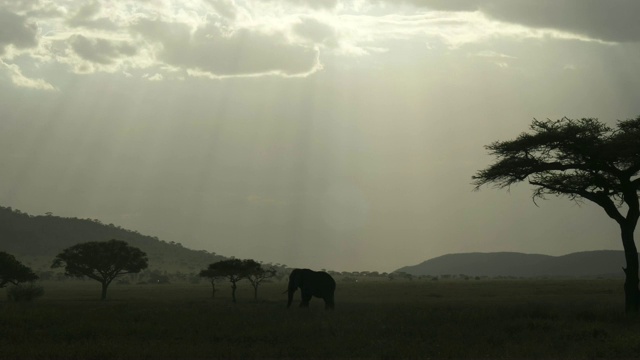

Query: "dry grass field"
left=1, top=279, right=639, bottom=359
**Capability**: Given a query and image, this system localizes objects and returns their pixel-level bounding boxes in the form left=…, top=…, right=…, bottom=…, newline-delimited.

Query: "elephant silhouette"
left=287, top=268, right=336, bottom=309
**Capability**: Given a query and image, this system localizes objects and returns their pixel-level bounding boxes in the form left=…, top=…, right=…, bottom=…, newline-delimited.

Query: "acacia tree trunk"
left=621, top=225, right=639, bottom=313
left=253, top=284, right=258, bottom=300
left=210, top=280, right=216, bottom=298
left=231, top=282, right=237, bottom=303
left=101, top=281, right=108, bottom=301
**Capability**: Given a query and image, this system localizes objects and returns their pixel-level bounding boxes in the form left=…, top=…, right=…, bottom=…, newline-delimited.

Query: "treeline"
left=2, top=240, right=285, bottom=302
left=0, top=206, right=227, bottom=274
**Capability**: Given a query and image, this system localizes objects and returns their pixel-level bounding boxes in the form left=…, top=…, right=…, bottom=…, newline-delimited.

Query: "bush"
left=6, top=282, right=44, bottom=302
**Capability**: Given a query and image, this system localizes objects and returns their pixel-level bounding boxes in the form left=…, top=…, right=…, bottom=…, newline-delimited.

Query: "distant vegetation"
left=0, top=205, right=390, bottom=284
left=396, top=251, right=627, bottom=278
left=0, top=206, right=230, bottom=278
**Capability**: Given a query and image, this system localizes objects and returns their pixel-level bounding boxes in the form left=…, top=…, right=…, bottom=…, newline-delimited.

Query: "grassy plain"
left=1, top=279, right=639, bottom=359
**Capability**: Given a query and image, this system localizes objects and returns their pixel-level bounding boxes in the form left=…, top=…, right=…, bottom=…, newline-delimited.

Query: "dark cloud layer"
left=294, top=17, right=338, bottom=46
left=260, top=0, right=339, bottom=9
left=70, top=35, right=137, bottom=65
left=132, top=19, right=319, bottom=76
left=0, top=9, right=38, bottom=55
left=402, top=0, right=640, bottom=42
left=66, top=1, right=117, bottom=30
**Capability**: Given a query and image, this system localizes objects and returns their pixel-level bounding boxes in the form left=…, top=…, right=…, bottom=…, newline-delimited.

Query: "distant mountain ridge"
left=396, top=250, right=629, bottom=278
left=0, top=206, right=226, bottom=273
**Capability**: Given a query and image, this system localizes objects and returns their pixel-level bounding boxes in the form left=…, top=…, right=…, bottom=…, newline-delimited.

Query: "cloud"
left=144, top=72, right=163, bottom=81
left=202, top=0, right=238, bottom=19
left=66, top=1, right=117, bottom=30
left=2, top=0, right=634, bottom=90
left=0, top=0, right=42, bottom=12
left=70, top=35, right=138, bottom=65
left=1, top=59, right=55, bottom=90
left=258, top=0, right=339, bottom=10
left=132, top=18, right=321, bottom=77
left=0, top=9, right=38, bottom=55
left=397, top=0, right=640, bottom=43
left=293, top=16, right=338, bottom=47
left=324, top=11, right=541, bottom=53
left=470, top=50, right=516, bottom=68
left=473, top=50, right=514, bottom=58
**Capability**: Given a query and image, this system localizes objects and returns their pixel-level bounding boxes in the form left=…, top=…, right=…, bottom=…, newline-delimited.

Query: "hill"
left=0, top=206, right=227, bottom=275
left=396, top=250, right=628, bottom=278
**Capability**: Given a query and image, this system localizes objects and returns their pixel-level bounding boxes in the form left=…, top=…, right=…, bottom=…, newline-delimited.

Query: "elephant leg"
left=324, top=295, right=335, bottom=310
left=300, top=290, right=312, bottom=307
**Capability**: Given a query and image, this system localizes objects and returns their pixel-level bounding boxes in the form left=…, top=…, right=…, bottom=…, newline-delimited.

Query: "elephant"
left=287, top=268, right=336, bottom=309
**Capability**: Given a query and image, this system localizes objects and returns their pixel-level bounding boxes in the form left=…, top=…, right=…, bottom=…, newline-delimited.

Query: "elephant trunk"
left=287, top=288, right=295, bottom=308
left=286, top=269, right=301, bottom=309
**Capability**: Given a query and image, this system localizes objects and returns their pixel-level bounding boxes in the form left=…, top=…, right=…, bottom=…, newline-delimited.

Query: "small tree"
left=473, top=116, right=640, bottom=313
left=0, top=251, right=38, bottom=288
left=199, top=268, right=223, bottom=298
left=246, top=262, right=276, bottom=300
left=200, top=259, right=256, bottom=303
left=52, top=239, right=148, bottom=300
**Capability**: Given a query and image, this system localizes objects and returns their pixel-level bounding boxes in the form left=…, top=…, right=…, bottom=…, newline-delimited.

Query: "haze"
left=2, top=0, right=640, bottom=272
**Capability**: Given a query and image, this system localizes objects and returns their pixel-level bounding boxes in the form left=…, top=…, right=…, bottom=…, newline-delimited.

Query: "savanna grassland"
left=2, top=279, right=640, bottom=359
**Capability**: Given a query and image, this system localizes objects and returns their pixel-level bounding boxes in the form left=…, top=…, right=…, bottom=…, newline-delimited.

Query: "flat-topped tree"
left=52, top=239, right=148, bottom=300
left=473, top=116, right=640, bottom=313
left=199, top=267, right=223, bottom=298
left=200, top=259, right=259, bottom=303
left=0, top=251, right=38, bottom=288
left=246, top=262, right=276, bottom=300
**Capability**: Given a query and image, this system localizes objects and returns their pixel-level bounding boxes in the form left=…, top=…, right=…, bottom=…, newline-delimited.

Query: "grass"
left=1, top=279, right=639, bottom=359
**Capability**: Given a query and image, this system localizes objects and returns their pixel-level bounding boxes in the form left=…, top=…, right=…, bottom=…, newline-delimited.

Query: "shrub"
left=7, top=282, right=44, bottom=302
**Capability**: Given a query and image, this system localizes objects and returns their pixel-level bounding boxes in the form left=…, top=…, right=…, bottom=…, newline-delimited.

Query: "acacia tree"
left=200, top=259, right=257, bottom=303
left=473, top=116, right=640, bottom=313
left=0, top=251, right=38, bottom=288
left=199, top=267, right=223, bottom=298
left=52, top=239, right=148, bottom=300
left=246, top=262, right=276, bottom=300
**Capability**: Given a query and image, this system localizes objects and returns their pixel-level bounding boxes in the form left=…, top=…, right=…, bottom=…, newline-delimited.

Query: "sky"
left=1, top=0, right=640, bottom=272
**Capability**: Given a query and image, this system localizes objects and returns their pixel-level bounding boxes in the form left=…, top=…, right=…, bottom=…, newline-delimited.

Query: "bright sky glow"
left=2, top=0, right=640, bottom=271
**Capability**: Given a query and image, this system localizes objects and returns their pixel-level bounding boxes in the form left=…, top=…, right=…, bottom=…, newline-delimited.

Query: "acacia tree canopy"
left=0, top=251, right=38, bottom=288
left=199, top=266, right=224, bottom=298
left=473, top=117, right=640, bottom=208
left=200, top=259, right=261, bottom=303
left=52, top=239, right=148, bottom=300
left=473, top=116, right=640, bottom=313
left=246, top=262, right=276, bottom=300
